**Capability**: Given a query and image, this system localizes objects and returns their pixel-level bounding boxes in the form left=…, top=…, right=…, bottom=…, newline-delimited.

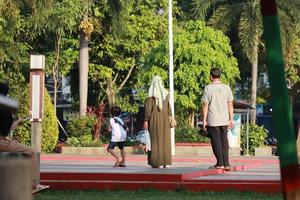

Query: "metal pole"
left=131, top=114, right=134, bottom=138
left=168, top=0, right=175, bottom=155
left=31, top=122, right=42, bottom=153
left=246, top=108, right=250, bottom=156
left=31, top=122, right=41, bottom=185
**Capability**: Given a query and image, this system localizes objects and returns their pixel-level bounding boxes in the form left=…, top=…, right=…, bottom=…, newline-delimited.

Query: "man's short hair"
left=210, top=68, right=221, bottom=78
left=0, top=110, right=14, bottom=136
left=110, top=106, right=121, bottom=117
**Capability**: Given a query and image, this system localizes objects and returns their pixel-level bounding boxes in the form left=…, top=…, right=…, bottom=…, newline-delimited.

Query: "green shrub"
left=66, top=115, right=97, bottom=137
left=65, top=115, right=101, bottom=147
left=240, top=124, right=268, bottom=155
left=175, top=127, right=210, bottom=143
left=13, top=87, right=59, bottom=152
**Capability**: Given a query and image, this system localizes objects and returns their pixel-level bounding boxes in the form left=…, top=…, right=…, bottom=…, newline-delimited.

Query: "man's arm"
left=202, top=103, right=209, bottom=131
left=228, top=101, right=234, bottom=129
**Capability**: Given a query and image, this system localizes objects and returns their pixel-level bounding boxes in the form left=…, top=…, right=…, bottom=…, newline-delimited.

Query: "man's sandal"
left=209, top=165, right=225, bottom=169
left=224, top=166, right=231, bottom=171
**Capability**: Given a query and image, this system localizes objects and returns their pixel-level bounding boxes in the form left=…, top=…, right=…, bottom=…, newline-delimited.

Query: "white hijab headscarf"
left=148, top=76, right=169, bottom=110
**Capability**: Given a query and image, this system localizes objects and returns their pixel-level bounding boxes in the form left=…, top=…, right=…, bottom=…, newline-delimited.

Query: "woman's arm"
left=143, top=97, right=153, bottom=129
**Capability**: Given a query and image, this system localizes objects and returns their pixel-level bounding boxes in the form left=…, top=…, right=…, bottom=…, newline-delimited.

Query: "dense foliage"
left=1, top=0, right=300, bottom=147
left=1, top=0, right=300, bottom=111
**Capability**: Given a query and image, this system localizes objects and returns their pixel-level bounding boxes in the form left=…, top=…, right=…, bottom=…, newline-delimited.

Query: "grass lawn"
left=35, top=190, right=282, bottom=200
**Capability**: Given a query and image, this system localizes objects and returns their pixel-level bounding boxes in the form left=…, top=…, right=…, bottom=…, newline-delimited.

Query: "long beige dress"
left=144, top=96, right=172, bottom=167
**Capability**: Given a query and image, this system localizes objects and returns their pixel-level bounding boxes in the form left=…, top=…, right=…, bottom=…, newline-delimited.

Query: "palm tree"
left=78, top=0, right=128, bottom=115
left=192, top=0, right=299, bottom=124
left=78, top=0, right=97, bottom=117
left=79, top=14, right=94, bottom=116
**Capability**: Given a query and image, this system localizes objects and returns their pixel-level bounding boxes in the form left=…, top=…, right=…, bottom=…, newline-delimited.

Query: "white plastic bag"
left=144, top=129, right=151, bottom=152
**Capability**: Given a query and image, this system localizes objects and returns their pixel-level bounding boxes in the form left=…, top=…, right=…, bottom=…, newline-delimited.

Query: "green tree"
left=0, top=0, right=54, bottom=97
left=26, top=0, right=105, bottom=115
left=86, top=0, right=168, bottom=111
left=192, top=0, right=300, bottom=124
left=138, top=21, right=239, bottom=126
left=41, top=0, right=82, bottom=113
left=0, top=0, right=28, bottom=93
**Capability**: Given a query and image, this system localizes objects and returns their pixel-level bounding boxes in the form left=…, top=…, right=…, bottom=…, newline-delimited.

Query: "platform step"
left=41, top=179, right=281, bottom=193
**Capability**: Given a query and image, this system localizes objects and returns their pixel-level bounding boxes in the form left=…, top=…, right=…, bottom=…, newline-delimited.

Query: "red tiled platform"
left=40, top=155, right=281, bottom=193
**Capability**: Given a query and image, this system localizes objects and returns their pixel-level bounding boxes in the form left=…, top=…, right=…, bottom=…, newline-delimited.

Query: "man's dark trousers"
left=207, top=126, right=230, bottom=167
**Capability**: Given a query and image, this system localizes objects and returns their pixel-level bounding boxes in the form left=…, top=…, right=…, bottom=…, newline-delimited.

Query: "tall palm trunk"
left=250, top=39, right=258, bottom=124
left=79, top=31, right=89, bottom=116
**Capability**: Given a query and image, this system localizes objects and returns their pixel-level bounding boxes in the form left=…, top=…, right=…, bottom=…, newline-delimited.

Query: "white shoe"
left=36, top=184, right=50, bottom=190
left=32, top=184, right=50, bottom=194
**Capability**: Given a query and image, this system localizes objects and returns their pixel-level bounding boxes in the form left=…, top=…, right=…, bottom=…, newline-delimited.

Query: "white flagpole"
left=168, top=0, right=175, bottom=155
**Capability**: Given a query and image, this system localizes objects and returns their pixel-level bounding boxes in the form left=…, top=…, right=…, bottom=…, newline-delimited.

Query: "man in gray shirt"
left=202, top=68, right=234, bottom=171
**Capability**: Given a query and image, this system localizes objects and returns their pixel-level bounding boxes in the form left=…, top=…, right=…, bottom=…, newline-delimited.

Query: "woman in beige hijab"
left=143, top=76, right=172, bottom=168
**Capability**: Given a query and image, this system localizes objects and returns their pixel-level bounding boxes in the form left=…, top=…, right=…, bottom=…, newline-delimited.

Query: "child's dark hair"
left=110, top=106, right=121, bottom=117
left=210, top=67, right=221, bottom=78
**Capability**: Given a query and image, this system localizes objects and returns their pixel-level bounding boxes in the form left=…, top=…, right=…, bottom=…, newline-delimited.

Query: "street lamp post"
left=168, top=0, right=175, bottom=155
left=29, top=55, right=45, bottom=186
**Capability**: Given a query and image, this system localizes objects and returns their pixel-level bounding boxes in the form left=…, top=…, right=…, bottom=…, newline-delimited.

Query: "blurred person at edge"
left=0, top=82, right=49, bottom=190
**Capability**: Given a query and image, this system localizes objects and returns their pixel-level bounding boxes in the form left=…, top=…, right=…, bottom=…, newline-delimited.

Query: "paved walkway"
left=40, top=154, right=281, bottom=193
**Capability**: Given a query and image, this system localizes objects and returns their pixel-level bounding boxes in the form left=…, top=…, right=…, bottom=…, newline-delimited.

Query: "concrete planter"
left=255, top=147, right=272, bottom=157
left=61, top=146, right=108, bottom=155
left=61, top=144, right=240, bottom=156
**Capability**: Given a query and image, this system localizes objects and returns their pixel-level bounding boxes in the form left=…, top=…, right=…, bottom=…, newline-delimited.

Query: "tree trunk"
left=250, top=43, right=258, bottom=124
left=79, top=31, right=89, bottom=117
left=53, top=73, right=57, bottom=114
left=53, top=33, right=61, bottom=114
left=188, top=110, right=194, bottom=127
left=106, top=77, right=115, bottom=106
